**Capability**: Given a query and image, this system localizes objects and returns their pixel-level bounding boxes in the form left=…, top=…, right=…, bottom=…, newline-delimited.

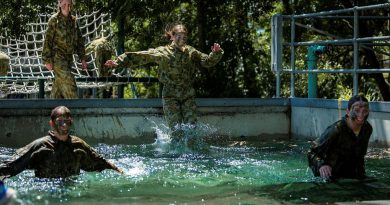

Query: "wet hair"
left=348, top=95, right=369, bottom=110
left=50, top=106, right=72, bottom=121
left=163, top=23, right=188, bottom=40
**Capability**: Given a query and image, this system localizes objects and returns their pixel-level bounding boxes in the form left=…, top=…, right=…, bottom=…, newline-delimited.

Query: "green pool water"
left=1, top=137, right=390, bottom=205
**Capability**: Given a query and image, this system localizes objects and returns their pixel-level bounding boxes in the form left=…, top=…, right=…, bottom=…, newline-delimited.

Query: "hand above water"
left=116, top=168, right=125, bottom=175
left=319, top=165, right=332, bottom=179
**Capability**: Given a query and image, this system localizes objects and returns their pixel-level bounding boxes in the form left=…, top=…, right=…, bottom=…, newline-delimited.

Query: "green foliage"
left=105, top=0, right=277, bottom=98
left=280, top=0, right=390, bottom=100
left=0, top=0, right=54, bottom=37
left=1, top=0, right=389, bottom=100
left=124, top=66, right=160, bottom=99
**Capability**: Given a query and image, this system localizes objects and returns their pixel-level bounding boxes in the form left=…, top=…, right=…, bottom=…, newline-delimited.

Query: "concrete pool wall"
left=291, top=98, right=390, bottom=146
left=0, top=98, right=389, bottom=147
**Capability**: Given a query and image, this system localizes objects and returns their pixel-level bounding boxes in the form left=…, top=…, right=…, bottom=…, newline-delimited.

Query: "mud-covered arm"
left=0, top=141, right=41, bottom=178
left=307, top=125, right=339, bottom=176
left=79, top=143, right=122, bottom=173
left=42, top=17, right=56, bottom=65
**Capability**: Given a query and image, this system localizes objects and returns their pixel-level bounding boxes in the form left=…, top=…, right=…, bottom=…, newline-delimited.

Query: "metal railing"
left=0, top=76, right=160, bottom=99
left=271, top=3, right=390, bottom=98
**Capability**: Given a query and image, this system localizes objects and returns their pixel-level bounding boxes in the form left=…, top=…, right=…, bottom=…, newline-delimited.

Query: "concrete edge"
left=0, top=98, right=290, bottom=109
left=291, top=98, right=390, bottom=113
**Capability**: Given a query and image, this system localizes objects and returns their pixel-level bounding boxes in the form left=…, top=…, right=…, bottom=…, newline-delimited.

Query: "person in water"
left=105, top=23, right=224, bottom=141
left=308, top=95, right=372, bottom=180
left=0, top=106, right=123, bottom=179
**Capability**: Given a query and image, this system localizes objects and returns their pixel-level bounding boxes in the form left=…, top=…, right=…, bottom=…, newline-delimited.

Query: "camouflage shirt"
left=42, top=11, right=86, bottom=65
left=307, top=116, right=373, bottom=179
left=116, top=42, right=224, bottom=99
left=0, top=51, right=9, bottom=76
left=86, top=37, right=114, bottom=77
left=0, top=132, right=118, bottom=178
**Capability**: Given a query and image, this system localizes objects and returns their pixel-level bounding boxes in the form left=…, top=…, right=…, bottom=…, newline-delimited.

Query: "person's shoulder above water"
left=335, top=116, right=348, bottom=128
left=16, top=135, right=54, bottom=154
left=68, top=135, right=96, bottom=150
left=313, top=116, right=349, bottom=146
left=69, top=135, right=88, bottom=145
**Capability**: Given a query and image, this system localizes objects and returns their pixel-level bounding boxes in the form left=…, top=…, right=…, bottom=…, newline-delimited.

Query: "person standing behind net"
left=86, top=36, right=115, bottom=98
left=0, top=52, right=10, bottom=98
left=105, top=23, right=224, bottom=141
left=0, top=51, right=9, bottom=76
left=42, top=0, right=87, bottom=99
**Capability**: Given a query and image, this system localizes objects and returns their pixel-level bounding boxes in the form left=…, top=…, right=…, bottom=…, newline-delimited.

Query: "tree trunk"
left=235, top=1, right=258, bottom=97
left=116, top=16, right=125, bottom=55
left=361, top=48, right=390, bottom=101
left=359, top=19, right=390, bottom=101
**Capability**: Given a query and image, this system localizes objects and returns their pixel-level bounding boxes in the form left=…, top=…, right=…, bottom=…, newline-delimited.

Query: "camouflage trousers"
left=97, top=86, right=113, bottom=98
left=163, top=96, right=197, bottom=140
left=51, top=61, right=78, bottom=99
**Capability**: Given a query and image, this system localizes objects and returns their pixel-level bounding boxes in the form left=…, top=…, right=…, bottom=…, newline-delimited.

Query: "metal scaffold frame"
left=271, top=3, right=390, bottom=98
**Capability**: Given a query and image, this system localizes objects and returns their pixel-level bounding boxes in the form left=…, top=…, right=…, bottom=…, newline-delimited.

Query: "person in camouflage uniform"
left=105, top=23, right=224, bottom=140
left=86, top=36, right=114, bottom=77
left=0, top=51, right=9, bottom=76
left=0, top=106, right=123, bottom=179
left=308, top=95, right=372, bottom=180
left=42, top=0, right=87, bottom=99
left=0, top=52, right=10, bottom=97
left=86, top=36, right=114, bottom=98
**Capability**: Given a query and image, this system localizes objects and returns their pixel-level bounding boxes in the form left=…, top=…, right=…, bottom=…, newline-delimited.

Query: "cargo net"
left=0, top=10, right=120, bottom=97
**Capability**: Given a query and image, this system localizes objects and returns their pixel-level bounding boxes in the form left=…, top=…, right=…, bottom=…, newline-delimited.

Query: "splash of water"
left=148, top=119, right=218, bottom=154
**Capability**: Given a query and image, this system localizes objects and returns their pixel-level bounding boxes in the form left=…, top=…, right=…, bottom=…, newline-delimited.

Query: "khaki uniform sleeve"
left=74, top=19, right=86, bottom=61
left=116, top=48, right=165, bottom=70
left=42, top=17, right=56, bottom=65
left=191, top=48, right=224, bottom=68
